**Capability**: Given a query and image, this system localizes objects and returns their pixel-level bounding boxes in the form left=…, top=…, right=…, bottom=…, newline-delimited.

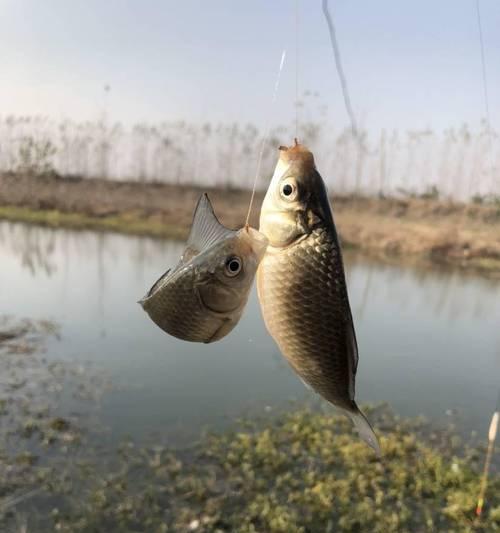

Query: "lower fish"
left=140, top=193, right=268, bottom=343
left=257, top=142, right=381, bottom=456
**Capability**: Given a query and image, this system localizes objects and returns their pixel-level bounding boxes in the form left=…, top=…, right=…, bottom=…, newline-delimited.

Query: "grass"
left=3, top=408, right=498, bottom=532
left=470, top=257, right=500, bottom=271
left=2, top=201, right=500, bottom=277
left=0, top=319, right=498, bottom=532
left=0, top=206, right=187, bottom=240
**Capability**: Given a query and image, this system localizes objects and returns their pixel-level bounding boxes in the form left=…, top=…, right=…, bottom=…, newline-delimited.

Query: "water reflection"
left=0, top=222, right=58, bottom=276
left=2, top=221, right=499, bottom=324
left=0, top=221, right=498, bottom=444
left=348, top=257, right=500, bottom=322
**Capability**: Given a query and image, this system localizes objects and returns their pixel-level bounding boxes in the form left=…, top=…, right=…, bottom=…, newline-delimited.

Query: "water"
left=0, top=221, right=499, bottom=445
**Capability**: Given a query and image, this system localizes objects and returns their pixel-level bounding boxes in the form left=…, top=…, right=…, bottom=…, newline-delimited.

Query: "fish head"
left=260, top=142, right=331, bottom=247
left=195, top=226, right=268, bottom=314
left=140, top=194, right=267, bottom=343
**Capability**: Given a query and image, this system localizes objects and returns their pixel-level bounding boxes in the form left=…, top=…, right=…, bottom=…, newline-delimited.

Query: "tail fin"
left=345, top=405, right=381, bottom=458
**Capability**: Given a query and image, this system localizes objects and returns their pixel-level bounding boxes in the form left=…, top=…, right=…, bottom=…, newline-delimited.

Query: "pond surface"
left=0, top=221, right=499, bottom=445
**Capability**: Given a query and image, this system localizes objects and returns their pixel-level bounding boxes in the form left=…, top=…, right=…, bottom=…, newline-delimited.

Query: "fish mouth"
left=238, top=226, right=269, bottom=260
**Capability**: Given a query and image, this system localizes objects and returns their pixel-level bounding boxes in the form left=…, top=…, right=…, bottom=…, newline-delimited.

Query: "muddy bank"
left=1, top=172, right=500, bottom=275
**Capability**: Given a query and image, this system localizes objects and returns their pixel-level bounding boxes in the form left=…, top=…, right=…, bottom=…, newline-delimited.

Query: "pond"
left=0, top=221, right=499, bottom=445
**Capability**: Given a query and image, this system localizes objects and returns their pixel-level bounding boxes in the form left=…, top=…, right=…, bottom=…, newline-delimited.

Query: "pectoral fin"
left=205, top=318, right=236, bottom=344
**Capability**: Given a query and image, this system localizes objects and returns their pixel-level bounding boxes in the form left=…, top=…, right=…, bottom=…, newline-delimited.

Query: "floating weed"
left=32, top=408, right=498, bottom=533
left=0, top=317, right=498, bottom=531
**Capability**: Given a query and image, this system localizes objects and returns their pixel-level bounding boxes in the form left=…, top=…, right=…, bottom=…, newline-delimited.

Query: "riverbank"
left=1, top=172, right=500, bottom=275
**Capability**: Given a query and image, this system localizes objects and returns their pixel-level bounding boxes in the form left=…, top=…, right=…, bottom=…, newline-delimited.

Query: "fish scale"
left=147, top=266, right=223, bottom=343
left=258, top=227, right=352, bottom=408
left=257, top=143, right=380, bottom=455
left=140, top=193, right=268, bottom=344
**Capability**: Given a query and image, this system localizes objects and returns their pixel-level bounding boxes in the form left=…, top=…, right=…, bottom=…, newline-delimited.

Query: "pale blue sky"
left=1, top=0, right=498, bottom=132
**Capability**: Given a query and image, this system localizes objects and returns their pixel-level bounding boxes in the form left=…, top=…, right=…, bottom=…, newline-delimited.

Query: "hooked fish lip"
left=238, top=227, right=269, bottom=259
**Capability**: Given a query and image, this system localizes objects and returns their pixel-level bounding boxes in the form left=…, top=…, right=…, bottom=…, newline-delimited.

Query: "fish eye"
left=280, top=179, right=298, bottom=201
left=225, top=256, right=242, bottom=277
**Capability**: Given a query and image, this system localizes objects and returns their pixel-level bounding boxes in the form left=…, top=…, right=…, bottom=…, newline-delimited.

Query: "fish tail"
left=345, top=404, right=381, bottom=458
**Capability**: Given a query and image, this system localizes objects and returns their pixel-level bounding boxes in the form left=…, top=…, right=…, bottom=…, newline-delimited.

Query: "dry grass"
left=1, top=173, right=500, bottom=275
left=335, top=196, right=500, bottom=273
left=1, top=115, right=499, bottom=199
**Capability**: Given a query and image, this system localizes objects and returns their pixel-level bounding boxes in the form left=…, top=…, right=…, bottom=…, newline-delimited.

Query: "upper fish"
left=140, top=193, right=268, bottom=343
left=256, top=142, right=381, bottom=456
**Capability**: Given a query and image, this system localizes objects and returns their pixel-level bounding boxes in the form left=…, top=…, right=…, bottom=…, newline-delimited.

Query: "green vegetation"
left=3, top=408, right=499, bottom=532
left=0, top=318, right=499, bottom=532
left=2, top=202, right=500, bottom=277
left=461, top=255, right=500, bottom=274
left=471, top=194, right=500, bottom=206
left=0, top=206, right=187, bottom=240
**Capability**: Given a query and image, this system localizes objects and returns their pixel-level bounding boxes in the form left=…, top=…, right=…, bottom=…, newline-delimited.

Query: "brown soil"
left=0, top=172, right=257, bottom=229
left=1, top=172, right=500, bottom=275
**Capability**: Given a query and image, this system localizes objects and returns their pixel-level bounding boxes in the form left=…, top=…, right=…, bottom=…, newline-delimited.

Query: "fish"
left=256, top=142, right=381, bottom=456
left=140, top=193, right=268, bottom=343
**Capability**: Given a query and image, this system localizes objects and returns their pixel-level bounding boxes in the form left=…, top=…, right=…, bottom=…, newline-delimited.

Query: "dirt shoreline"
left=1, top=172, right=500, bottom=276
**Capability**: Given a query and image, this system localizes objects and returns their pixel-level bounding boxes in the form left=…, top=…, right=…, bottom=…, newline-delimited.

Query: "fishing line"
left=322, top=0, right=358, bottom=138
left=472, top=0, right=494, bottom=196
left=244, top=49, right=287, bottom=228
left=473, top=8, right=497, bottom=518
left=295, top=0, right=300, bottom=140
left=475, top=0, right=491, bottom=132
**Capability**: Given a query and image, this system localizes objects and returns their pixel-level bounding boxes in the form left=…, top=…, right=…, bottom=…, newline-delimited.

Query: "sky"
left=1, top=0, right=499, bottom=133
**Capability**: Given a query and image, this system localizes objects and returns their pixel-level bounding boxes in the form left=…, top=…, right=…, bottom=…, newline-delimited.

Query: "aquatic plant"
left=0, top=315, right=499, bottom=532
left=1, top=402, right=498, bottom=532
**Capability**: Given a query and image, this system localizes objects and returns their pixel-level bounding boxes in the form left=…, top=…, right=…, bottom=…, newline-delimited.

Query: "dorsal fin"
left=185, top=194, right=236, bottom=257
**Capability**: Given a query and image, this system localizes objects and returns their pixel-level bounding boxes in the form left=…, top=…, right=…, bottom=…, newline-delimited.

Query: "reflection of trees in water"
left=1, top=222, right=499, bottom=325
left=0, top=223, right=57, bottom=276
left=0, top=221, right=183, bottom=287
left=96, top=233, right=106, bottom=319
left=345, top=252, right=500, bottom=323
left=127, top=234, right=183, bottom=282
left=354, top=264, right=373, bottom=320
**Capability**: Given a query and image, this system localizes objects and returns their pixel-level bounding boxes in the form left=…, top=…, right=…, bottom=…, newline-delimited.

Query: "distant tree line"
left=0, top=115, right=498, bottom=202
